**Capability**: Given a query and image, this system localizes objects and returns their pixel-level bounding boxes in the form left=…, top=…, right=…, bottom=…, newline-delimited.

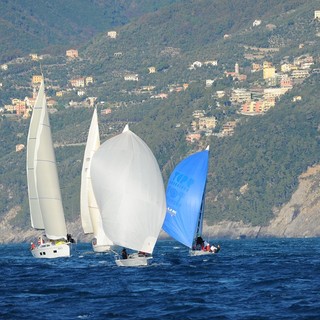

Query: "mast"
left=195, top=145, right=210, bottom=239
left=194, top=184, right=206, bottom=238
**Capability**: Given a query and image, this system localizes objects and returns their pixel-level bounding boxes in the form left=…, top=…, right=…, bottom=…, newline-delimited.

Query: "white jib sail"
left=91, top=125, right=166, bottom=254
left=80, top=108, right=100, bottom=233
left=81, top=108, right=113, bottom=245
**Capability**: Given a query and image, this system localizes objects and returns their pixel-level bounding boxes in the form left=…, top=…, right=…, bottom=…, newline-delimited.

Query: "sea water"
left=0, top=238, right=319, bottom=319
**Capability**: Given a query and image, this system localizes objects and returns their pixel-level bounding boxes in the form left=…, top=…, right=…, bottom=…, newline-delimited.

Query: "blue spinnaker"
left=162, top=149, right=209, bottom=248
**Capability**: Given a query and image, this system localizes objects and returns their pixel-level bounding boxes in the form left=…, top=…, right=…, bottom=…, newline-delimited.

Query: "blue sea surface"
left=0, top=238, right=319, bottom=319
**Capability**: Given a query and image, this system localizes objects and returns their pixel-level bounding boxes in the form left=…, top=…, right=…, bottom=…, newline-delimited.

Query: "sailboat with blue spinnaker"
left=162, top=146, right=220, bottom=255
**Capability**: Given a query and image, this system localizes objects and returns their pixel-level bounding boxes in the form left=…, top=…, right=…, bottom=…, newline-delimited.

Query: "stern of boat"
left=31, top=242, right=71, bottom=258
left=115, top=254, right=152, bottom=267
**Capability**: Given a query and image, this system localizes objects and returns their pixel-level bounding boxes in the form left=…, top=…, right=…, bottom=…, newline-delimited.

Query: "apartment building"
left=198, top=117, right=217, bottom=130
left=70, top=78, right=85, bottom=87
left=32, top=75, right=43, bottom=84
left=231, top=89, right=252, bottom=103
left=263, top=87, right=288, bottom=100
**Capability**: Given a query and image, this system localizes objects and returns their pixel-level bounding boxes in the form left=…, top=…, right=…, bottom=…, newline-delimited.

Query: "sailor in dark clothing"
left=121, top=248, right=128, bottom=259
left=195, top=236, right=204, bottom=250
left=67, top=234, right=75, bottom=243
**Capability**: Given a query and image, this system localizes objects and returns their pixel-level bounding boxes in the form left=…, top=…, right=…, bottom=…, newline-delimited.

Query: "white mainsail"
left=80, top=108, right=113, bottom=247
left=27, top=82, right=44, bottom=229
left=91, top=124, right=166, bottom=254
left=27, top=80, right=67, bottom=240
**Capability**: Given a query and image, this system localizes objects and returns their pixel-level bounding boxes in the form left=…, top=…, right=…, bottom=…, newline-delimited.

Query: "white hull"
left=115, top=253, right=152, bottom=267
left=92, top=243, right=111, bottom=253
left=31, top=242, right=71, bottom=258
left=189, top=250, right=217, bottom=256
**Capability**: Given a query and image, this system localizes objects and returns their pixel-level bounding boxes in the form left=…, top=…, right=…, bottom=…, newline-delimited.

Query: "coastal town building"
left=291, top=69, right=310, bottom=79
left=206, top=79, right=214, bottom=87
left=107, top=31, right=117, bottom=39
left=29, top=54, right=38, bottom=61
left=15, top=144, right=25, bottom=152
left=263, top=87, right=288, bottom=100
left=32, top=75, right=43, bottom=84
left=231, top=89, right=251, bottom=103
left=151, top=93, right=168, bottom=99
left=204, top=60, right=218, bottom=66
left=186, top=133, right=201, bottom=143
left=198, top=117, right=217, bottom=130
left=101, top=108, right=112, bottom=115
left=192, top=110, right=205, bottom=118
left=251, top=63, right=262, bottom=72
left=66, top=49, right=78, bottom=58
left=221, top=121, right=237, bottom=136
left=263, top=63, right=276, bottom=79
left=124, top=74, right=139, bottom=81
left=253, top=19, right=261, bottom=26
left=70, top=78, right=85, bottom=87
left=85, top=77, right=94, bottom=85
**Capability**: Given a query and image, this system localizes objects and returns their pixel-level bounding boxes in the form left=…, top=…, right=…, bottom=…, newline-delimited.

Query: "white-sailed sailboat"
left=27, top=80, right=74, bottom=258
left=80, top=108, right=113, bottom=252
left=162, top=146, right=220, bottom=256
left=91, top=124, right=166, bottom=266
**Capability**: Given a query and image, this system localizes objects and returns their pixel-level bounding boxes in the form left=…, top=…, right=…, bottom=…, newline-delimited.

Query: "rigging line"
left=111, top=249, right=119, bottom=256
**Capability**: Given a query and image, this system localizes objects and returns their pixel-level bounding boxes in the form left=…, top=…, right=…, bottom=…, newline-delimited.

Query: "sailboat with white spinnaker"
left=90, top=124, right=166, bottom=266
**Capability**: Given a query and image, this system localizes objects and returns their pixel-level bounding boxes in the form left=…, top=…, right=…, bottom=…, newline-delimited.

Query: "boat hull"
left=115, top=254, right=152, bottom=267
left=189, top=250, right=217, bottom=256
left=92, top=243, right=111, bottom=253
left=31, top=242, right=71, bottom=258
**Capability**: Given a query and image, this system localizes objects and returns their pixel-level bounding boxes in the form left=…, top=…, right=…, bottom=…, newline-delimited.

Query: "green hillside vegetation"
left=1, top=73, right=319, bottom=228
left=0, top=0, right=320, bottom=230
left=207, top=74, right=320, bottom=225
left=78, top=0, right=320, bottom=101
left=0, top=0, right=180, bottom=64
left=82, top=0, right=319, bottom=61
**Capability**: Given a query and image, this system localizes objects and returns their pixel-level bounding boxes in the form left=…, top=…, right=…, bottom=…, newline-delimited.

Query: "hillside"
left=0, top=0, right=180, bottom=64
left=81, top=0, right=320, bottom=72
left=207, top=74, right=320, bottom=225
left=0, top=0, right=320, bottom=241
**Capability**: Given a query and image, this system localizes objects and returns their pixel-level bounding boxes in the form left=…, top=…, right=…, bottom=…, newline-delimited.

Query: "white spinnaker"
left=91, top=125, right=166, bottom=254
